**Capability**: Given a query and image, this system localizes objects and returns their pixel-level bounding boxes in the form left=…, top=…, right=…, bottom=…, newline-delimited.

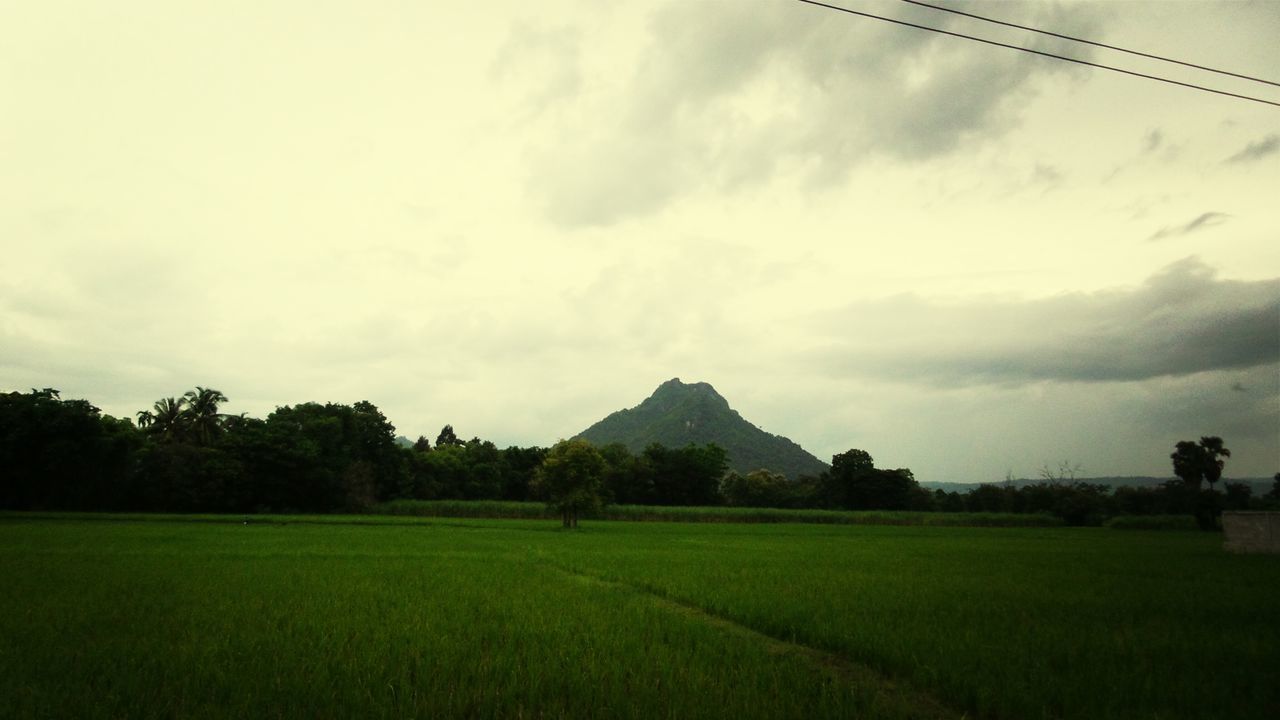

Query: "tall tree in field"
left=1171, top=441, right=1205, bottom=491
left=535, top=439, right=605, bottom=529
left=1170, top=437, right=1231, bottom=492
left=1197, top=436, right=1230, bottom=490
left=1171, top=436, right=1231, bottom=531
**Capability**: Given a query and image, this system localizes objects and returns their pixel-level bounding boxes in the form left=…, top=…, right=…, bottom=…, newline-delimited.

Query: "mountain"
left=922, top=477, right=1275, bottom=493
left=575, top=378, right=830, bottom=480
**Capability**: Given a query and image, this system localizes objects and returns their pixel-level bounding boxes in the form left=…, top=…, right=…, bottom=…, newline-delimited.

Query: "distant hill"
left=922, top=477, right=1275, bottom=494
left=575, top=378, right=830, bottom=480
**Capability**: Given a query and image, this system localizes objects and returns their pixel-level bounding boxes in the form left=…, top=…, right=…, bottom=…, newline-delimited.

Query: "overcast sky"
left=3, top=1, right=1278, bottom=482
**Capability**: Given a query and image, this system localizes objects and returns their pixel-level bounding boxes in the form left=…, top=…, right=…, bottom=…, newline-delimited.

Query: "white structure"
left=1222, top=512, right=1280, bottom=554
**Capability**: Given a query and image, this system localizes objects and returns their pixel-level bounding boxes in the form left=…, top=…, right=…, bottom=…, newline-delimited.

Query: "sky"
left=3, top=0, right=1278, bottom=483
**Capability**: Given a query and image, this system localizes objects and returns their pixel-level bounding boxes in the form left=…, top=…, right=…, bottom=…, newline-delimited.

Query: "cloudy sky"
left=3, top=0, right=1278, bottom=482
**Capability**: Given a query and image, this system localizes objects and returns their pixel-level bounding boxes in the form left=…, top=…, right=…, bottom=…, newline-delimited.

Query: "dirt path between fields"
left=542, top=560, right=966, bottom=720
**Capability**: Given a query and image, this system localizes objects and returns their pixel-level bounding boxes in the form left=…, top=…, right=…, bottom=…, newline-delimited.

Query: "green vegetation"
left=1171, top=436, right=1234, bottom=529
left=2, top=515, right=1276, bottom=719
left=1103, top=514, right=1201, bottom=531
left=374, top=499, right=1064, bottom=526
left=5, top=388, right=1276, bottom=529
left=534, top=438, right=606, bottom=528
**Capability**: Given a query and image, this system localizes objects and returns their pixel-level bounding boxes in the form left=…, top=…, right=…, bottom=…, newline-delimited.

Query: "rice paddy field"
left=1, top=514, right=1277, bottom=719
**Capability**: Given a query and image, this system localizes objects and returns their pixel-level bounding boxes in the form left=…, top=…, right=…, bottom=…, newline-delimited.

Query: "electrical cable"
left=794, top=0, right=1280, bottom=108
left=896, top=0, right=1280, bottom=88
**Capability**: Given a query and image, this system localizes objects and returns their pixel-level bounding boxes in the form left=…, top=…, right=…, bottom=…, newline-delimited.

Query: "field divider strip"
left=0, top=511, right=573, bottom=533
left=537, top=557, right=963, bottom=720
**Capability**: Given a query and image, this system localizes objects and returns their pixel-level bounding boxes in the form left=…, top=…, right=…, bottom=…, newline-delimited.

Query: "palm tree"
left=1198, top=436, right=1231, bottom=490
left=183, top=387, right=228, bottom=445
left=138, top=397, right=187, bottom=442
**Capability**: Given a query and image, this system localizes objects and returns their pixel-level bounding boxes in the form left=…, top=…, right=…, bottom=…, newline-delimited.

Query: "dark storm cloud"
left=533, top=0, right=1102, bottom=226
left=1147, top=212, right=1229, bottom=241
left=815, top=258, right=1280, bottom=387
left=1225, top=134, right=1279, bottom=164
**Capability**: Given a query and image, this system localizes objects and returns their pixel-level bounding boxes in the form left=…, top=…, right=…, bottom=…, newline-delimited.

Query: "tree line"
left=2, top=388, right=1276, bottom=526
left=0, top=388, right=735, bottom=514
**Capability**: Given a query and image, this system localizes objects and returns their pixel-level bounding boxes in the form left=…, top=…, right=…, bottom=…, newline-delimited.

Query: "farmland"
left=1, top=515, right=1277, bottom=719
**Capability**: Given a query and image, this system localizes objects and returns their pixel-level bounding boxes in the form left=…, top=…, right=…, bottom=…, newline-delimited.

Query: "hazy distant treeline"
left=3, top=388, right=1277, bottom=524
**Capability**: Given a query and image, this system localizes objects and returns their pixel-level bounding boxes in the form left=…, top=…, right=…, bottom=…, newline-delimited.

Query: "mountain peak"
left=575, top=379, right=829, bottom=480
left=648, top=378, right=728, bottom=410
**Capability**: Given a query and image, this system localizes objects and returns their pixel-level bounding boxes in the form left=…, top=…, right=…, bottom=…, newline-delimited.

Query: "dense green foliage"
left=534, top=439, right=606, bottom=527
left=0, top=389, right=141, bottom=511
left=1, top=388, right=545, bottom=513
left=576, top=378, right=830, bottom=480
left=3, top=388, right=1275, bottom=526
left=2, top=516, right=1276, bottom=719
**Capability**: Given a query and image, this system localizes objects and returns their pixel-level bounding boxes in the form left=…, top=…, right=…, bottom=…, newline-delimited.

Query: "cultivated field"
left=1, top=515, right=1277, bottom=719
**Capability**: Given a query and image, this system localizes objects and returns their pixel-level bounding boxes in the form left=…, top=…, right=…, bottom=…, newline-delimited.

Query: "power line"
left=897, top=0, right=1280, bottom=88
left=794, top=0, right=1280, bottom=109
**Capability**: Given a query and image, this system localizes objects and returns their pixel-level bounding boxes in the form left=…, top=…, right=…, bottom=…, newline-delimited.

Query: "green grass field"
left=373, top=499, right=1065, bottom=526
left=1, top=515, right=1277, bottom=719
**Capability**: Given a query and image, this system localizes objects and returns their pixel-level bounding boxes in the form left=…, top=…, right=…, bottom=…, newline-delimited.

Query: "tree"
left=135, top=441, right=240, bottom=512
left=1171, top=440, right=1206, bottom=491
left=460, top=438, right=503, bottom=500
left=964, top=483, right=1017, bottom=513
left=350, top=400, right=406, bottom=501
left=184, top=387, right=229, bottom=445
left=134, top=387, right=229, bottom=445
left=534, top=439, right=606, bottom=528
left=499, top=445, right=547, bottom=501
left=408, top=443, right=468, bottom=500
left=435, top=425, right=463, bottom=448
left=244, top=400, right=407, bottom=512
left=832, top=449, right=874, bottom=477
left=1, top=389, right=143, bottom=511
left=599, top=443, right=648, bottom=504
left=1223, top=482, right=1253, bottom=511
left=1171, top=437, right=1231, bottom=491
left=1170, top=436, right=1231, bottom=531
left=1198, top=436, right=1230, bottom=490
left=720, top=469, right=788, bottom=508
left=137, top=396, right=187, bottom=442
left=1039, top=460, right=1082, bottom=484
left=1262, top=473, right=1280, bottom=510
left=821, top=449, right=922, bottom=511
left=639, top=443, right=727, bottom=506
